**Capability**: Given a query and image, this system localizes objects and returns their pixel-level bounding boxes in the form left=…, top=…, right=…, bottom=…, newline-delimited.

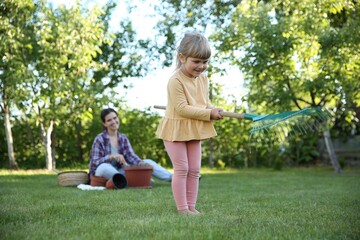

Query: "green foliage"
left=1, top=0, right=359, bottom=170
left=0, top=1, right=152, bottom=169
left=0, top=0, right=36, bottom=107
left=153, top=0, right=359, bottom=138
left=10, top=117, right=45, bottom=169
left=204, top=114, right=252, bottom=168
left=92, top=20, right=152, bottom=90
left=26, top=2, right=106, bottom=119
left=211, top=0, right=360, bottom=137
left=284, top=133, right=321, bottom=166
left=1, top=168, right=360, bottom=239
left=154, top=0, right=239, bottom=67
left=149, top=0, right=359, bottom=170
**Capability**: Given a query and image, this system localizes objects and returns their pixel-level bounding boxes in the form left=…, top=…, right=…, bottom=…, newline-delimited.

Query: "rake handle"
left=153, top=105, right=245, bottom=119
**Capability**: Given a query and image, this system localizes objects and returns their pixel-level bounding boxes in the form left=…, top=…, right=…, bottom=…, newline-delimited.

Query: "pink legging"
left=164, top=140, right=201, bottom=211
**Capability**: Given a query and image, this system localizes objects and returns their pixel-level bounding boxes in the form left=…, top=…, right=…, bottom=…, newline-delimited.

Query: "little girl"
left=156, top=32, right=223, bottom=215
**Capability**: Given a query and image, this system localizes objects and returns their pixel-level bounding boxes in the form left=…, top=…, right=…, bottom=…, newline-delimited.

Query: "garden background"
left=1, top=0, right=359, bottom=172
left=1, top=1, right=360, bottom=239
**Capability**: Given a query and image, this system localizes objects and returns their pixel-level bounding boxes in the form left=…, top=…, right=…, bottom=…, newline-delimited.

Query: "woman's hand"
left=110, top=154, right=127, bottom=165
left=210, top=108, right=223, bottom=120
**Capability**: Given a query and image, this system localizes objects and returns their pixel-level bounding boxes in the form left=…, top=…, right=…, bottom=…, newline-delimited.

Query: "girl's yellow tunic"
left=156, top=69, right=217, bottom=141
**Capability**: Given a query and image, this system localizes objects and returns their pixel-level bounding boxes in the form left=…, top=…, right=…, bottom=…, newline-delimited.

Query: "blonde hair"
left=176, top=32, right=211, bottom=69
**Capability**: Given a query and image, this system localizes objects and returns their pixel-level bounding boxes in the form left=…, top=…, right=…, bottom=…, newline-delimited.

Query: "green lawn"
left=0, top=167, right=359, bottom=240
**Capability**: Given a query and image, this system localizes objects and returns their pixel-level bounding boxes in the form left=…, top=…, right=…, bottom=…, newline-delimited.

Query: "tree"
left=68, top=1, right=155, bottom=166
left=154, top=0, right=359, bottom=135
left=153, top=0, right=359, bottom=172
left=0, top=0, right=38, bottom=169
left=1, top=1, right=162, bottom=170
left=211, top=0, right=360, bottom=173
left=17, top=2, right=107, bottom=170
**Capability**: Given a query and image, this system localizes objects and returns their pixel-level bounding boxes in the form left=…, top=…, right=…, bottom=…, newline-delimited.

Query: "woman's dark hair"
left=100, top=108, right=118, bottom=123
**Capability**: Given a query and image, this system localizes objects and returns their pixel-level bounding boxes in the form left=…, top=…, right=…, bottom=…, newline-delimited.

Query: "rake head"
left=248, top=107, right=331, bottom=143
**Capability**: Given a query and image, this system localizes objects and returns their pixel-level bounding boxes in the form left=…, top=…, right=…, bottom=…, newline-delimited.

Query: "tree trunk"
left=244, top=147, right=248, bottom=168
left=75, top=119, right=84, bottom=162
left=51, top=123, right=56, bottom=170
left=323, top=128, right=342, bottom=174
left=2, top=101, right=19, bottom=169
left=40, top=119, right=54, bottom=170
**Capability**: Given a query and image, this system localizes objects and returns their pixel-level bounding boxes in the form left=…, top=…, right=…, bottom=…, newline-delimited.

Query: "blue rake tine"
left=299, top=121, right=308, bottom=134
left=280, top=123, right=289, bottom=140
left=263, top=127, right=272, bottom=146
left=264, top=126, right=275, bottom=146
left=293, top=121, right=304, bottom=134
left=316, top=108, right=331, bottom=122
left=284, top=121, right=294, bottom=136
left=306, top=118, right=319, bottom=132
left=290, top=120, right=301, bottom=135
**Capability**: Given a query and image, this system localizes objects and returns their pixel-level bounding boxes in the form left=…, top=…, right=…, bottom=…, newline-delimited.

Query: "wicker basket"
left=58, top=171, right=89, bottom=187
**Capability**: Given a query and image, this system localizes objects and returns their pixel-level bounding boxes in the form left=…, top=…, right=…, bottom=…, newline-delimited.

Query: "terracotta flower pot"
left=124, top=165, right=153, bottom=188
left=90, top=176, right=107, bottom=187
left=105, top=173, right=127, bottom=189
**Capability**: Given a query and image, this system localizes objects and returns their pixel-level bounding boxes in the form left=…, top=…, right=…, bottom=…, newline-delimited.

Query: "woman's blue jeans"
left=95, top=159, right=172, bottom=182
